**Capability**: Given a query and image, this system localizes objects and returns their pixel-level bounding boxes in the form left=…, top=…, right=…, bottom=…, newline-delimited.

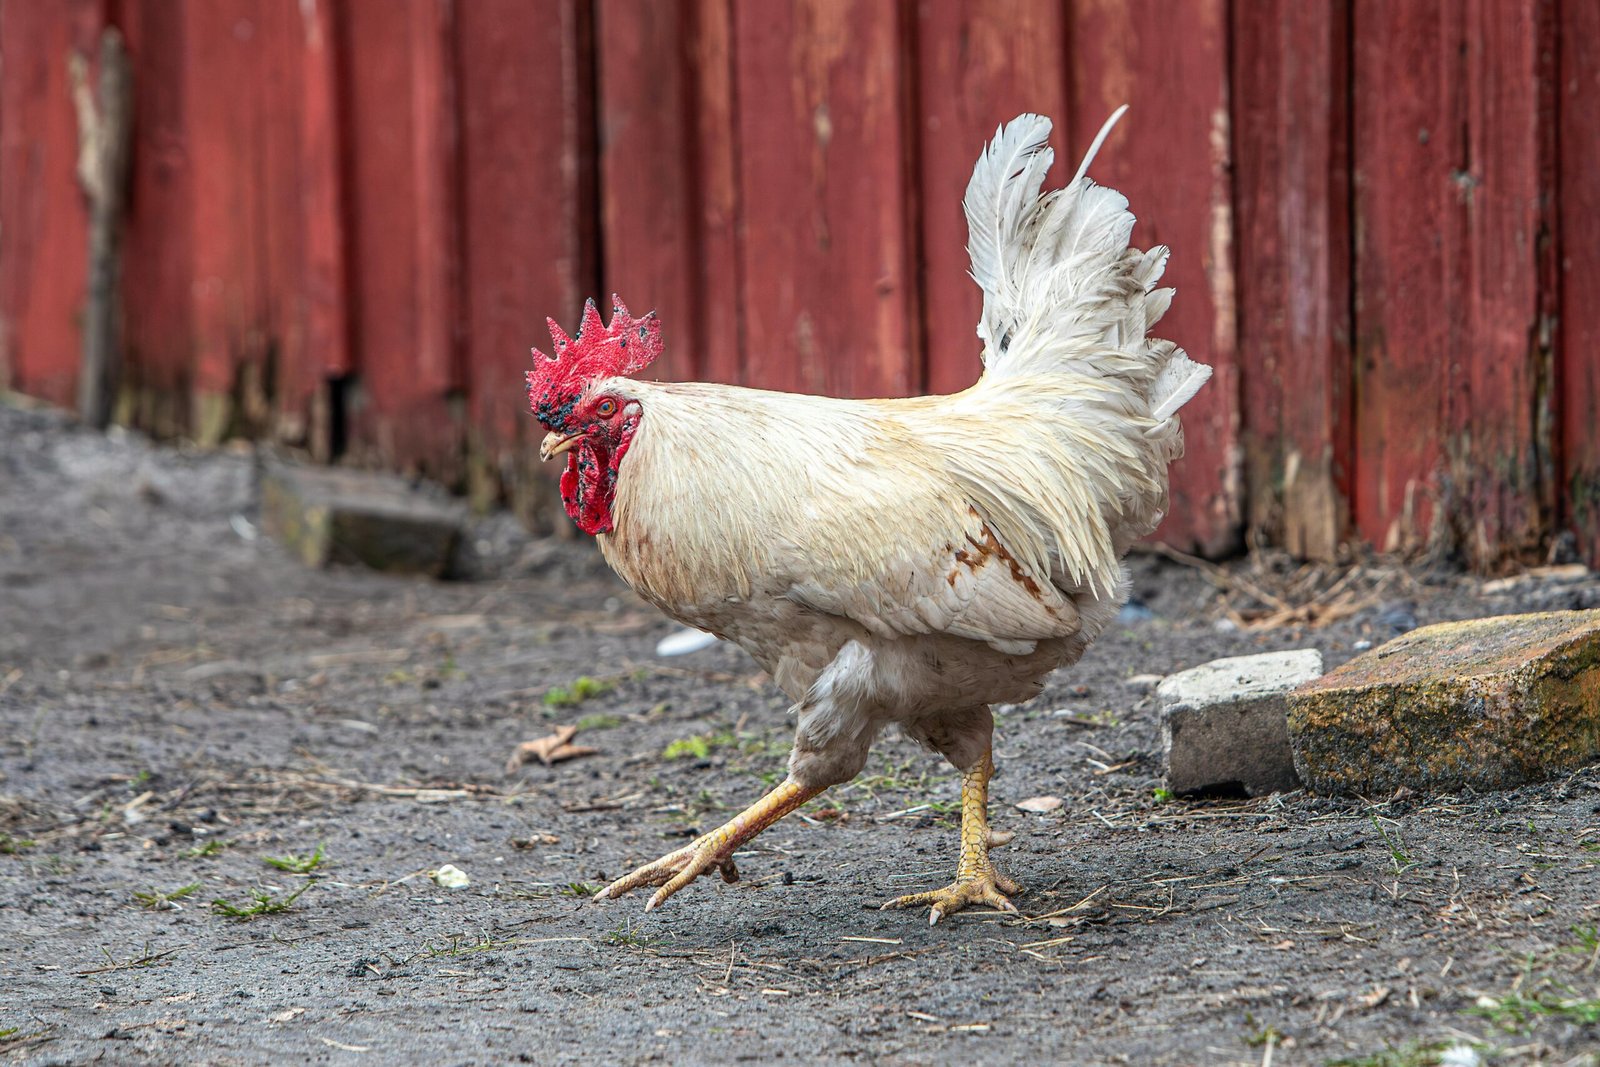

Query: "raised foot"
left=881, top=868, right=1023, bottom=925
left=593, top=841, right=740, bottom=911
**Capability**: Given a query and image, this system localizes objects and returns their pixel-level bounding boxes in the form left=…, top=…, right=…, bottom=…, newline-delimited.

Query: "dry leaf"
left=505, top=725, right=599, bottom=773
left=1014, top=795, right=1063, bottom=814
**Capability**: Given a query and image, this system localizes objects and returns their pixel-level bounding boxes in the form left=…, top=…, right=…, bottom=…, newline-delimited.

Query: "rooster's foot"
left=593, top=842, right=741, bottom=911
left=881, top=864, right=1022, bottom=925
left=592, top=778, right=822, bottom=911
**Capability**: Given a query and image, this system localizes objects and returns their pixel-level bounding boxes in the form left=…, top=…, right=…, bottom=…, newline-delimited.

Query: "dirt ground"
left=2, top=398, right=1598, bottom=1067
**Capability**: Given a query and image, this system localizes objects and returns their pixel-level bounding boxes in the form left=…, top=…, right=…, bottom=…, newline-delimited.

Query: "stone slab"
left=1288, top=610, right=1600, bottom=795
left=260, top=462, right=464, bottom=577
left=1157, top=649, right=1323, bottom=796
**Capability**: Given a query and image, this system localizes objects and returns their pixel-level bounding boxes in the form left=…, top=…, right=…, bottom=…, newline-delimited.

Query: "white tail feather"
left=1150, top=354, right=1212, bottom=423
left=964, top=114, right=1054, bottom=362
left=1070, top=104, right=1129, bottom=186
left=961, top=109, right=1211, bottom=430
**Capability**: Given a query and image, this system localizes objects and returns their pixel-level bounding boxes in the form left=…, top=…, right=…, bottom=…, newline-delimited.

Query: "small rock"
left=1288, top=609, right=1600, bottom=795
left=1374, top=600, right=1419, bottom=635
left=431, top=864, right=470, bottom=889
left=1014, top=795, right=1063, bottom=814
left=259, top=461, right=464, bottom=577
left=1157, top=650, right=1323, bottom=797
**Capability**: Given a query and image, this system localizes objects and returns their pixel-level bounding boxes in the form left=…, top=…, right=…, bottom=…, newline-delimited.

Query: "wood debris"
left=505, top=724, right=599, bottom=773
left=1146, top=543, right=1415, bottom=630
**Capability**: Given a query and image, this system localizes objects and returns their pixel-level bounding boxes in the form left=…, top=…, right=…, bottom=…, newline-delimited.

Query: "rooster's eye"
left=595, top=398, right=618, bottom=417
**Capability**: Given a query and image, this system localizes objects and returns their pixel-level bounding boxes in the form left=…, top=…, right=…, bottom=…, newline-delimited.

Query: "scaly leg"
left=594, top=778, right=824, bottom=910
left=881, top=752, right=1021, bottom=924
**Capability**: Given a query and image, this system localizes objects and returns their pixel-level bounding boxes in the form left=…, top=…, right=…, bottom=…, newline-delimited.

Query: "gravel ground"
left=2, top=398, right=1598, bottom=1066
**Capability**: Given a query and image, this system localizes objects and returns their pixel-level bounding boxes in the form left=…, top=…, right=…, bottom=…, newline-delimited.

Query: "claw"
left=882, top=868, right=1023, bottom=923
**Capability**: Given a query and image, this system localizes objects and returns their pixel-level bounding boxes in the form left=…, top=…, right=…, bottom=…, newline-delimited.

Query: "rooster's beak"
left=540, top=430, right=585, bottom=462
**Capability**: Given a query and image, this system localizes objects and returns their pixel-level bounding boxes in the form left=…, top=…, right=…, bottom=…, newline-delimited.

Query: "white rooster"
left=530, top=109, right=1210, bottom=922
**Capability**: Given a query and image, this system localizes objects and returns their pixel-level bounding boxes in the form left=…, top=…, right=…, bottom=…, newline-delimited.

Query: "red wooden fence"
left=1, top=0, right=1596, bottom=567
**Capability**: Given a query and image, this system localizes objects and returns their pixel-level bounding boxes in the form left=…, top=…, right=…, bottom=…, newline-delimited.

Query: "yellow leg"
left=594, top=778, right=824, bottom=910
left=881, top=753, right=1021, bottom=924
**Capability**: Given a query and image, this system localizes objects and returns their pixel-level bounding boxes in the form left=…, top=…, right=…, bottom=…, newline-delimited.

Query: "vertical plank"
left=1352, top=0, right=1555, bottom=564
left=339, top=0, right=464, bottom=479
left=182, top=0, right=251, bottom=428
left=410, top=0, right=461, bottom=403
left=288, top=0, right=350, bottom=458
left=1068, top=0, right=1240, bottom=556
left=732, top=0, right=916, bottom=398
left=914, top=0, right=1068, bottom=397
left=455, top=0, right=594, bottom=513
left=0, top=0, right=106, bottom=406
left=1560, top=0, right=1600, bottom=564
left=596, top=0, right=697, bottom=383
left=1457, top=0, right=1557, bottom=564
left=258, top=0, right=317, bottom=444
left=118, top=0, right=193, bottom=434
left=183, top=0, right=293, bottom=443
left=1351, top=1, right=1458, bottom=554
left=1233, top=0, right=1353, bottom=561
left=689, top=0, right=743, bottom=388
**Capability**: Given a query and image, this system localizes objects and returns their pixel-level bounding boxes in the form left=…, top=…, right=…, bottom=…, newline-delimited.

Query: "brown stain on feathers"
left=946, top=520, right=1047, bottom=602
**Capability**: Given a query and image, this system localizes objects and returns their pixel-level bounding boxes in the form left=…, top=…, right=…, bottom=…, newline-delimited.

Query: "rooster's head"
left=528, top=295, right=663, bottom=535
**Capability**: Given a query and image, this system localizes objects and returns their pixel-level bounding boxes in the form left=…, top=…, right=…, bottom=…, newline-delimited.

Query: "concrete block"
left=1289, top=610, right=1600, bottom=795
left=1158, top=650, right=1323, bottom=796
left=260, top=462, right=464, bottom=577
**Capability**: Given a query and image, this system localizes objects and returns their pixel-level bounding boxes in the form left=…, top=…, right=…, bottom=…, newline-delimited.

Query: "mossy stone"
left=1288, top=610, right=1600, bottom=795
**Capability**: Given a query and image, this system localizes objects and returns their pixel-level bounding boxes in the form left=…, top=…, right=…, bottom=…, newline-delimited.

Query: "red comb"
left=527, top=296, right=662, bottom=418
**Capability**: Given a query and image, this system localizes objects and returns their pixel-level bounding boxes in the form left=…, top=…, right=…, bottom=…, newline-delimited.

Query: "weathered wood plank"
left=596, top=0, right=698, bottom=384
left=1069, top=0, right=1240, bottom=556
left=1455, top=0, right=1557, bottom=565
left=731, top=0, right=916, bottom=398
left=409, top=0, right=461, bottom=403
left=70, top=25, right=133, bottom=430
left=117, top=0, right=194, bottom=434
left=338, top=0, right=464, bottom=479
left=1233, top=0, right=1352, bottom=561
left=0, top=0, right=106, bottom=406
left=914, top=0, right=1068, bottom=397
left=689, top=0, right=743, bottom=388
left=455, top=0, right=594, bottom=520
left=1560, top=0, right=1600, bottom=564
left=183, top=0, right=271, bottom=442
left=1352, top=0, right=1555, bottom=565
left=288, top=0, right=350, bottom=459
